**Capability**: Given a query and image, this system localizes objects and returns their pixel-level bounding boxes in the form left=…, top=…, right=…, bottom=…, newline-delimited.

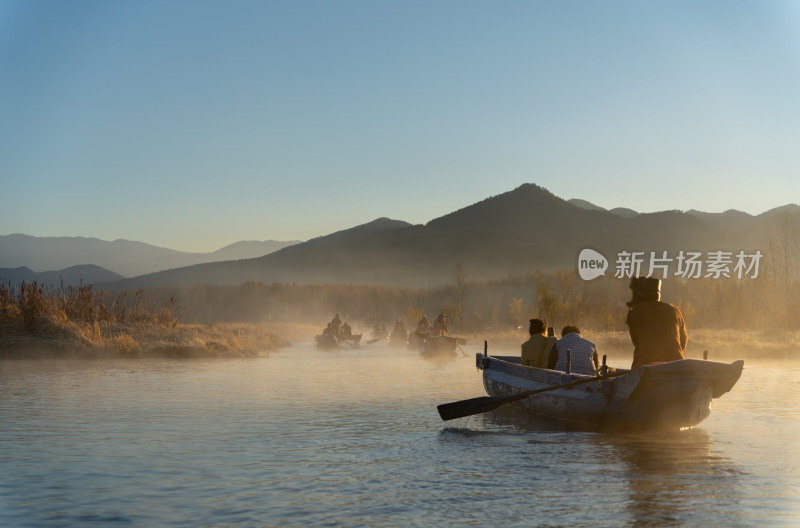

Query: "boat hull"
left=421, top=336, right=458, bottom=358
left=315, top=334, right=362, bottom=349
left=478, top=354, right=743, bottom=431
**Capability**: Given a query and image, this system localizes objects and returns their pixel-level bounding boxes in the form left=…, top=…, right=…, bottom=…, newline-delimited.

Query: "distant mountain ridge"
left=100, top=184, right=800, bottom=289
left=5, top=185, right=797, bottom=289
left=0, top=265, right=124, bottom=288
left=0, top=234, right=302, bottom=277
left=568, top=197, right=800, bottom=226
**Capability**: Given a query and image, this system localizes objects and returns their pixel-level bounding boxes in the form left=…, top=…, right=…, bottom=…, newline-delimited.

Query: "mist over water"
left=1, top=344, right=798, bottom=527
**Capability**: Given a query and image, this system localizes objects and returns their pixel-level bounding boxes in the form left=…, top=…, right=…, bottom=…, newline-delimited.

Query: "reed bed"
left=0, top=282, right=287, bottom=359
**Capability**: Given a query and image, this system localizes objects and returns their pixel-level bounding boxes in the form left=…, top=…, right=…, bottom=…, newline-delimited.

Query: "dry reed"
left=0, top=281, right=287, bottom=359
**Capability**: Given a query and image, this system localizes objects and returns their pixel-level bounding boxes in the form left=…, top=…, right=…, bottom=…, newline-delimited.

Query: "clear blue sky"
left=2, top=0, right=799, bottom=252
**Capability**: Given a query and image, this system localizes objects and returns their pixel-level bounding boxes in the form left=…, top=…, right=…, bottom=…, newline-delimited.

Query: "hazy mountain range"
left=3, top=184, right=798, bottom=289
left=0, top=235, right=300, bottom=286
left=0, top=265, right=125, bottom=288
left=103, top=184, right=799, bottom=289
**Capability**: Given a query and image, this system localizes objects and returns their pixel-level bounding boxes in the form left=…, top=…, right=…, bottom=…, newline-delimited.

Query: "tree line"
left=152, top=266, right=799, bottom=333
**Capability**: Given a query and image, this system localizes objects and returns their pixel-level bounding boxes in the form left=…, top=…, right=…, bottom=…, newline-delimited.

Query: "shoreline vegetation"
left=0, top=282, right=289, bottom=359
left=2, top=280, right=798, bottom=361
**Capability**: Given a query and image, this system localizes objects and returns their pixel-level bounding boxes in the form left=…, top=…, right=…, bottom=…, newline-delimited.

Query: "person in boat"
left=554, top=325, right=598, bottom=375
left=341, top=321, right=353, bottom=340
left=520, top=318, right=558, bottom=369
left=626, top=276, right=687, bottom=369
left=331, top=314, right=342, bottom=337
left=322, top=323, right=335, bottom=336
left=391, top=319, right=407, bottom=341
left=415, top=316, right=431, bottom=337
left=431, top=313, right=448, bottom=337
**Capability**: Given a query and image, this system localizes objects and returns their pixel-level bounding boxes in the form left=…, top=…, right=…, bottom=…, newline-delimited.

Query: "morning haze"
left=3, top=2, right=800, bottom=526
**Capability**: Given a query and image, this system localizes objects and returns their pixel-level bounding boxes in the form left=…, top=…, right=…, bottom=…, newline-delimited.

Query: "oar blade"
left=437, top=393, right=526, bottom=421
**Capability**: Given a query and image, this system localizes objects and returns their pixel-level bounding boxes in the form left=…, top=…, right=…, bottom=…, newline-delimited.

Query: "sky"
left=2, top=0, right=800, bottom=252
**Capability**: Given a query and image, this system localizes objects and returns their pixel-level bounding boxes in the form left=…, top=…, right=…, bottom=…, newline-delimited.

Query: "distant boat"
left=314, top=333, right=362, bottom=349
left=439, top=352, right=743, bottom=431
left=419, top=335, right=466, bottom=359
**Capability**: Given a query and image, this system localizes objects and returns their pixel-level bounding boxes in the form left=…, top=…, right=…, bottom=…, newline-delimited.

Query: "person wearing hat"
left=521, top=318, right=558, bottom=369
left=626, top=277, right=688, bottom=369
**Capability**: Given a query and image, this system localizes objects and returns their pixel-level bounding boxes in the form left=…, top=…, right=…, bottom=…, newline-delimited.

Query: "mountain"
left=685, top=209, right=757, bottom=232
left=99, top=184, right=798, bottom=289
left=609, top=207, right=639, bottom=219
left=0, top=234, right=301, bottom=277
left=569, top=198, right=639, bottom=218
left=105, top=217, right=417, bottom=288
left=0, top=265, right=124, bottom=288
left=567, top=198, right=606, bottom=211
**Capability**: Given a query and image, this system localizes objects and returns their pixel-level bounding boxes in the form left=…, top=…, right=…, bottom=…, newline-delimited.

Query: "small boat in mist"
left=419, top=335, right=462, bottom=358
left=314, top=333, right=362, bottom=349
left=438, top=349, right=743, bottom=431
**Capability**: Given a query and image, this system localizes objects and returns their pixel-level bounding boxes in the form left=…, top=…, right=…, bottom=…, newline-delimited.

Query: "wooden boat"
left=314, top=333, right=362, bottom=349
left=469, top=353, right=743, bottom=431
left=420, top=335, right=459, bottom=358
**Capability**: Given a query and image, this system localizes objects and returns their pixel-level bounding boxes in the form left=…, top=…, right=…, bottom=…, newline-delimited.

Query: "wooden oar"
left=444, top=331, right=468, bottom=357
left=437, top=374, right=606, bottom=421
left=366, top=336, right=388, bottom=345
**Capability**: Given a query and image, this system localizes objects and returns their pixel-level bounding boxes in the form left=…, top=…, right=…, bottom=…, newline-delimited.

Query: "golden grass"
left=0, top=282, right=290, bottom=359
left=0, top=319, right=289, bottom=359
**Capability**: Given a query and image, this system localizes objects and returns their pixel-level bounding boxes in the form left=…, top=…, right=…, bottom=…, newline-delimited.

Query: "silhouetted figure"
left=390, top=319, right=407, bottom=342
left=331, top=314, right=342, bottom=337
left=341, top=322, right=353, bottom=340
left=415, top=316, right=431, bottom=337
left=520, top=318, right=557, bottom=369
left=431, top=313, right=448, bottom=337
left=626, top=277, right=687, bottom=369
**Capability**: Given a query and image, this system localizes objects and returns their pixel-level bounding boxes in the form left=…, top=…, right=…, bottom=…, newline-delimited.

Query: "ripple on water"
left=0, top=353, right=798, bottom=527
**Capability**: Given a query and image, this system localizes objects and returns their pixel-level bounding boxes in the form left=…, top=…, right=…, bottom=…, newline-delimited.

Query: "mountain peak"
left=568, top=198, right=606, bottom=212
left=300, top=217, right=412, bottom=247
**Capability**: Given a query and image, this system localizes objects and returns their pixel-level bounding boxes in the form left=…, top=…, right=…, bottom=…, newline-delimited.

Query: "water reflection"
left=444, top=405, right=747, bottom=527
left=609, top=428, right=745, bottom=526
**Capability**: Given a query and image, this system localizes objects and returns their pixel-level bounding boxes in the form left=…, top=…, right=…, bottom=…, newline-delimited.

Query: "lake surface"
left=1, top=344, right=798, bottom=527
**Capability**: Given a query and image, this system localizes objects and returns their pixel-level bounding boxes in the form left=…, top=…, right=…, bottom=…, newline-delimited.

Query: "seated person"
left=431, top=313, right=448, bottom=337
left=341, top=322, right=353, bottom=339
left=626, top=277, right=687, bottom=369
left=415, top=316, right=431, bottom=338
left=554, top=325, right=598, bottom=375
left=520, top=318, right=557, bottom=368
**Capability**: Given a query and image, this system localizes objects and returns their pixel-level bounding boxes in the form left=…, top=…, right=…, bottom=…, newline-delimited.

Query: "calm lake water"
left=1, top=344, right=798, bottom=527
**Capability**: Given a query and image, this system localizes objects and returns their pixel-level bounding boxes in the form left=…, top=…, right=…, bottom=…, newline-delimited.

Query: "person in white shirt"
left=554, top=325, right=598, bottom=375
